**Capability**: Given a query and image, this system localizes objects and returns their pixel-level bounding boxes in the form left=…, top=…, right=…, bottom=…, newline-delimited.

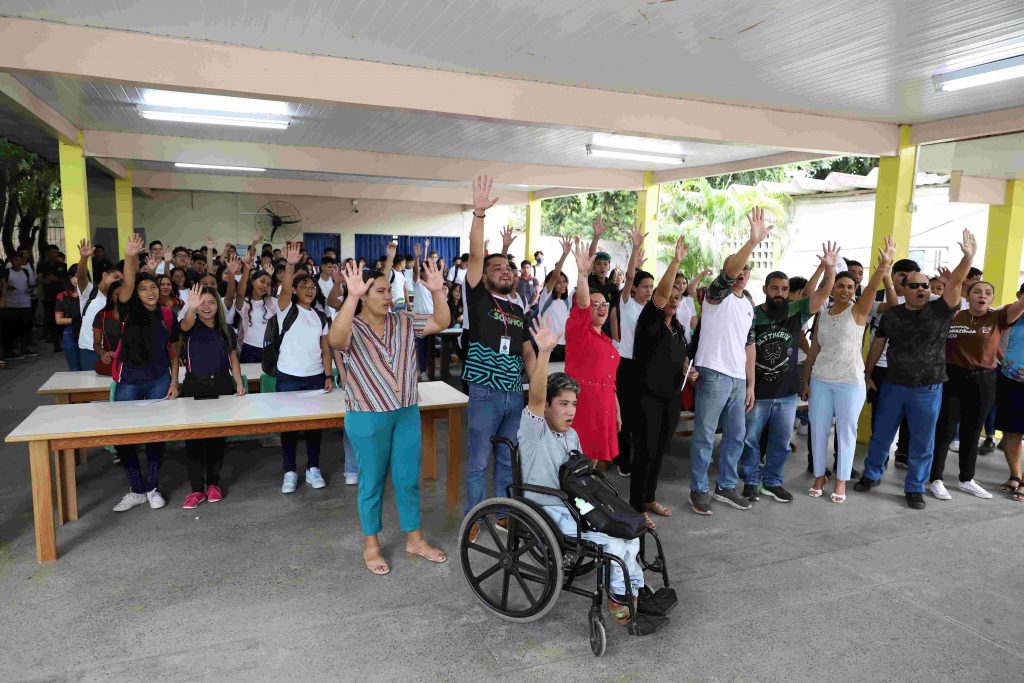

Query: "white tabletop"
left=437, top=327, right=463, bottom=336
left=9, top=381, right=467, bottom=443
left=37, top=364, right=266, bottom=394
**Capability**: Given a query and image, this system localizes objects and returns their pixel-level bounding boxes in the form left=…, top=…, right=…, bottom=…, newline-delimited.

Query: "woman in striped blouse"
left=329, top=258, right=451, bottom=575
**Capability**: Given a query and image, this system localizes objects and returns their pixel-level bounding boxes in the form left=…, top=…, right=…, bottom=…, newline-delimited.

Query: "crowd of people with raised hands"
left=4, top=172, right=1024, bottom=588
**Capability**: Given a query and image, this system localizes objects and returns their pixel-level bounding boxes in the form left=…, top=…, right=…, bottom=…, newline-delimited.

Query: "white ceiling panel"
left=2, top=0, right=1024, bottom=123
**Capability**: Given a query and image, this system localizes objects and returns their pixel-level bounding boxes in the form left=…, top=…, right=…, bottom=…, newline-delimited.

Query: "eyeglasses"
left=593, top=302, right=610, bottom=310
left=905, top=282, right=930, bottom=290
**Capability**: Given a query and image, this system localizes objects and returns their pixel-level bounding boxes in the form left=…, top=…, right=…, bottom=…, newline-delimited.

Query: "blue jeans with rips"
left=689, top=366, right=747, bottom=493
left=465, top=382, right=524, bottom=514
left=863, top=382, right=942, bottom=493
left=739, top=394, right=797, bottom=487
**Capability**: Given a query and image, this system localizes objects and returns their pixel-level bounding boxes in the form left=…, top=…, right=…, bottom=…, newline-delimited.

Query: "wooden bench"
left=7, top=382, right=467, bottom=564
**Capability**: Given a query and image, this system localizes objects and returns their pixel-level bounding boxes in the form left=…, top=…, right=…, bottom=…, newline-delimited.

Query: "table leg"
left=421, top=412, right=437, bottom=480
left=440, top=337, right=452, bottom=383
left=59, top=450, right=78, bottom=522
left=426, top=334, right=437, bottom=381
left=55, top=394, right=87, bottom=465
left=29, top=441, right=57, bottom=563
left=446, top=407, right=462, bottom=508
left=54, top=450, right=66, bottom=525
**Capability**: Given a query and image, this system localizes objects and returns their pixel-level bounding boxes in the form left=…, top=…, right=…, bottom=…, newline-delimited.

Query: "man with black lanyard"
left=462, top=175, right=537, bottom=539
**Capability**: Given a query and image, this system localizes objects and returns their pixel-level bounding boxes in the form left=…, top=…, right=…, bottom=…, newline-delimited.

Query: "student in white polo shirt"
left=73, top=239, right=123, bottom=369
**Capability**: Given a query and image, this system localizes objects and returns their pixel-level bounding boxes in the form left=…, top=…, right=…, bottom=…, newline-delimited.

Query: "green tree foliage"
left=0, top=138, right=60, bottom=257
left=541, top=191, right=637, bottom=245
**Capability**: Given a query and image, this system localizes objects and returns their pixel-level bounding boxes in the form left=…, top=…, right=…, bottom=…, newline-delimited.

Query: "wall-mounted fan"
left=241, top=201, right=302, bottom=242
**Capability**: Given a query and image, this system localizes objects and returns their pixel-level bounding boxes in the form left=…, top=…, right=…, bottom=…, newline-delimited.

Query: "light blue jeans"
left=739, top=394, right=798, bottom=487
left=864, top=382, right=942, bottom=493
left=543, top=506, right=643, bottom=596
left=465, top=382, right=524, bottom=514
left=690, top=366, right=747, bottom=493
left=808, top=378, right=866, bottom=481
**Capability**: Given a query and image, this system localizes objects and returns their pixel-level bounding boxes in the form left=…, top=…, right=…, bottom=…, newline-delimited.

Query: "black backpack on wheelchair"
left=559, top=451, right=647, bottom=540
left=458, top=436, right=678, bottom=657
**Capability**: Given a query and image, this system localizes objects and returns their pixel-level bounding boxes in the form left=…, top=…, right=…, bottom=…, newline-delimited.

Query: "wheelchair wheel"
left=459, top=498, right=563, bottom=623
left=588, top=608, right=607, bottom=657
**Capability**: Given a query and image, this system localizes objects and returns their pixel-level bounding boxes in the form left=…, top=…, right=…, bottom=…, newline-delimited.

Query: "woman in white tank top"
left=803, top=238, right=895, bottom=503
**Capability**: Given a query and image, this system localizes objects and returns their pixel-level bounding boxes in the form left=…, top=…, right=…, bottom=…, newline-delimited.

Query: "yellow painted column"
left=57, top=133, right=90, bottom=274
left=524, top=192, right=541, bottom=262
left=858, top=123, right=917, bottom=443
left=638, top=171, right=660, bottom=272
left=983, top=180, right=1024, bottom=306
left=114, top=170, right=134, bottom=252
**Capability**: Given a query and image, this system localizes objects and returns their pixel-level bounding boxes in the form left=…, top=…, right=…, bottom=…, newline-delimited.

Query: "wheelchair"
left=458, top=436, right=678, bottom=657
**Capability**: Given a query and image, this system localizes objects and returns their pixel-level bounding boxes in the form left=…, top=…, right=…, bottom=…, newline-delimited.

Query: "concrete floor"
left=1, top=352, right=1022, bottom=682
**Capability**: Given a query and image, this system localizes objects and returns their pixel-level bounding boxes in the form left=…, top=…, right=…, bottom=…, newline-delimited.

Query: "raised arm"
left=179, top=284, right=202, bottom=333
left=419, top=260, right=452, bottom=335
left=724, top=208, right=773, bottom=279
left=499, top=226, right=516, bottom=258
left=545, top=237, right=572, bottom=294
left=1005, top=287, right=1024, bottom=325
left=466, top=175, right=499, bottom=289
left=944, top=229, right=977, bottom=310
left=326, top=268, right=344, bottom=311
left=76, top=239, right=94, bottom=292
left=118, top=233, right=144, bottom=303
left=327, top=262, right=371, bottom=352
left=653, top=236, right=687, bottom=309
left=277, top=242, right=301, bottom=310
left=572, top=237, right=596, bottom=310
left=588, top=216, right=606, bottom=258
left=381, top=242, right=396, bottom=284
left=223, top=254, right=240, bottom=306
left=807, top=242, right=839, bottom=314
left=853, top=236, right=895, bottom=323
left=620, top=226, right=646, bottom=304
left=801, top=316, right=822, bottom=401
left=412, top=242, right=422, bottom=283
left=235, top=251, right=252, bottom=310
left=687, top=268, right=712, bottom=298
left=527, top=318, right=559, bottom=415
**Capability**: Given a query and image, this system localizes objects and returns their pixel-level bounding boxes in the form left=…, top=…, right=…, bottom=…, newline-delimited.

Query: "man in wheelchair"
left=519, top=320, right=646, bottom=626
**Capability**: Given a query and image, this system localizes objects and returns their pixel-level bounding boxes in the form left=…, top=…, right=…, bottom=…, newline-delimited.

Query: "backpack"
left=261, top=305, right=328, bottom=377
left=111, top=305, right=176, bottom=383
left=559, top=451, right=647, bottom=540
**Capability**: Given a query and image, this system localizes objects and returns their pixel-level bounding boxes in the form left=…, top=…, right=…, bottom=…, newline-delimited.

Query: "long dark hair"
left=120, top=273, right=165, bottom=366
left=292, top=273, right=326, bottom=311
left=543, top=270, right=569, bottom=300
left=101, top=280, right=123, bottom=313
left=244, top=270, right=274, bottom=327
left=191, top=285, right=234, bottom=359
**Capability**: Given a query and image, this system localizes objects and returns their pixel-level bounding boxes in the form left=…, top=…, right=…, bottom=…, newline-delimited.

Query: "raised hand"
left=285, top=242, right=302, bottom=266
left=421, top=260, right=445, bottom=292
left=592, top=215, right=607, bottom=240
left=186, top=284, right=203, bottom=310
left=341, top=262, right=370, bottom=299
left=745, top=207, right=774, bottom=245
left=500, top=225, right=517, bottom=252
left=629, top=225, right=647, bottom=249
left=413, top=242, right=422, bottom=258
left=472, top=175, right=499, bottom=213
left=958, top=229, right=977, bottom=259
left=633, top=247, right=646, bottom=267
left=385, top=241, right=397, bottom=260
left=572, top=236, right=596, bottom=273
left=424, top=238, right=430, bottom=250
left=78, top=238, right=94, bottom=259
left=225, top=254, right=242, bottom=276
left=251, top=230, right=263, bottom=246
left=143, top=254, right=159, bottom=273
left=818, top=241, right=841, bottom=269
left=530, top=317, right=559, bottom=353
left=672, top=235, right=688, bottom=262
left=936, top=266, right=952, bottom=286
left=204, top=235, right=217, bottom=253
left=878, top=235, right=896, bottom=268
left=559, top=235, right=572, bottom=258
left=124, top=233, right=144, bottom=257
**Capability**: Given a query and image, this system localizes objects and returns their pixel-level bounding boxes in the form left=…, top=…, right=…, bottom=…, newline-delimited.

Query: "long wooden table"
left=7, top=382, right=467, bottom=563
left=37, top=363, right=266, bottom=405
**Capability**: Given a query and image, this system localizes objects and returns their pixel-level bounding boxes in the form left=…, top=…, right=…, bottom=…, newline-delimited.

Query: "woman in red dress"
left=565, top=236, right=621, bottom=468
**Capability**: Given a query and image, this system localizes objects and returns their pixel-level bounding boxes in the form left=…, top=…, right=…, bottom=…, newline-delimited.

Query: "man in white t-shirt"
left=532, top=250, right=549, bottom=285
left=687, top=209, right=771, bottom=515
left=447, top=254, right=468, bottom=286
left=389, top=253, right=409, bottom=312
left=317, top=257, right=337, bottom=301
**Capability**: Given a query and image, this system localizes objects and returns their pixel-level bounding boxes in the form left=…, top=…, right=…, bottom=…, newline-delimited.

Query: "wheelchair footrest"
left=628, top=613, right=669, bottom=636
left=638, top=587, right=678, bottom=617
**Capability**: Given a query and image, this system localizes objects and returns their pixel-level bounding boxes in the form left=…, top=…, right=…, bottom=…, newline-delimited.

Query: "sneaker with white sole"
left=957, top=479, right=992, bottom=499
left=713, top=486, right=752, bottom=510
left=305, top=467, right=327, bottom=489
left=146, top=489, right=166, bottom=509
left=113, top=492, right=148, bottom=512
left=281, top=471, right=298, bottom=494
left=928, top=480, right=952, bottom=500
left=344, top=473, right=358, bottom=486
left=949, top=440, right=960, bottom=453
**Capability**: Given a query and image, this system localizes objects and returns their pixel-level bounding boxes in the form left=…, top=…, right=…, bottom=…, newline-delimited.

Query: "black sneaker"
left=689, top=491, right=712, bottom=516
left=894, top=452, right=908, bottom=470
left=979, top=438, right=996, bottom=455
left=617, top=465, right=631, bottom=478
left=742, top=483, right=760, bottom=502
left=760, top=484, right=793, bottom=503
left=853, top=477, right=880, bottom=492
left=713, top=486, right=752, bottom=510
left=850, top=468, right=862, bottom=480
left=905, top=492, right=926, bottom=510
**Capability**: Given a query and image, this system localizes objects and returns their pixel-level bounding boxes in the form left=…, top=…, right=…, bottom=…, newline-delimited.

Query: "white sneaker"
left=146, top=489, right=166, bottom=509
left=949, top=440, right=960, bottom=453
left=957, top=479, right=992, bottom=499
left=345, top=474, right=358, bottom=486
left=113, top=492, right=148, bottom=512
left=796, top=422, right=809, bottom=436
left=928, top=480, right=952, bottom=500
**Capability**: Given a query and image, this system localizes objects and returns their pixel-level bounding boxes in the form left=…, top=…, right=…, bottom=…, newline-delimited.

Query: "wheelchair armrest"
left=515, top=483, right=569, bottom=501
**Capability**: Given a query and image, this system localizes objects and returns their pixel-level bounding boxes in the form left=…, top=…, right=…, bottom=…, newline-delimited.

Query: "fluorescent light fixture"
left=933, top=54, right=1024, bottom=92
left=140, top=109, right=290, bottom=129
left=590, top=133, right=684, bottom=154
left=142, top=89, right=290, bottom=115
left=175, top=162, right=266, bottom=172
left=587, top=145, right=685, bottom=165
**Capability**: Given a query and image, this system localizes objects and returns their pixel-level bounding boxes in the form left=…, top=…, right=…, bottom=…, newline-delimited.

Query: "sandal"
left=808, top=487, right=823, bottom=498
left=830, top=492, right=846, bottom=504
left=644, top=501, right=672, bottom=517
left=642, top=512, right=656, bottom=530
left=1011, top=486, right=1024, bottom=503
left=1000, top=476, right=1022, bottom=494
left=362, top=546, right=390, bottom=575
left=406, top=541, right=446, bottom=564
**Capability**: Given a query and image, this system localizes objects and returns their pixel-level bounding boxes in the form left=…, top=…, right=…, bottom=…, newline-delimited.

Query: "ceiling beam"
left=910, top=105, right=1024, bottom=146
left=130, top=170, right=529, bottom=206
left=80, top=130, right=643, bottom=190
left=92, top=157, right=129, bottom=180
left=652, top=152, right=832, bottom=184
left=0, top=71, right=77, bottom=143
left=0, top=18, right=898, bottom=156
left=530, top=187, right=600, bottom=200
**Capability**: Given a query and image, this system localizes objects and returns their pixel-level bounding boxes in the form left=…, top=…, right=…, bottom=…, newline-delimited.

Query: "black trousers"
left=931, top=365, right=996, bottom=483
left=615, top=358, right=639, bottom=468
left=869, top=365, right=910, bottom=455
left=185, top=438, right=226, bottom=492
left=630, top=393, right=680, bottom=512
left=1, top=307, right=34, bottom=353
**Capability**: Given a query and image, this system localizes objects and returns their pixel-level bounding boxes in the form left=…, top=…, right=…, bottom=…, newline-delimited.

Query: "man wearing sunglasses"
left=858, top=230, right=978, bottom=509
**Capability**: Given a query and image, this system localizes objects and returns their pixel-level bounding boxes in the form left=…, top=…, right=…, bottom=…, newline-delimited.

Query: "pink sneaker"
left=182, top=491, right=206, bottom=509
left=206, top=485, right=223, bottom=503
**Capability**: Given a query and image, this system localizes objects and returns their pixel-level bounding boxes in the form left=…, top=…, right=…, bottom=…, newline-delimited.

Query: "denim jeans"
left=465, top=382, right=524, bottom=513
left=739, top=394, right=797, bottom=487
left=276, top=371, right=327, bottom=472
left=690, top=366, right=747, bottom=493
left=79, top=347, right=98, bottom=370
left=61, top=327, right=82, bottom=371
left=808, top=378, right=865, bottom=481
left=114, top=373, right=172, bottom=493
left=239, top=343, right=263, bottom=364
left=864, top=382, right=942, bottom=493
left=544, top=505, right=643, bottom=596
